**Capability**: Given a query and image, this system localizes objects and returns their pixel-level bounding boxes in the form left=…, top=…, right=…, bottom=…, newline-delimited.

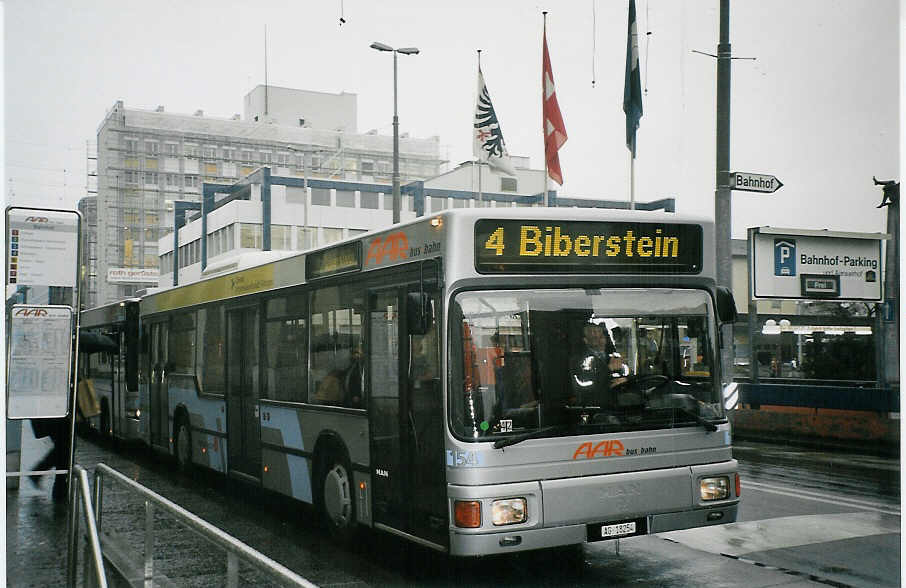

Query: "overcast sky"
left=2, top=0, right=899, bottom=239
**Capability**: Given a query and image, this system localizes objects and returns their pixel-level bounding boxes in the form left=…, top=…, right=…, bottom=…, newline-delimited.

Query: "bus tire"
left=173, top=411, right=192, bottom=473
left=317, top=449, right=357, bottom=543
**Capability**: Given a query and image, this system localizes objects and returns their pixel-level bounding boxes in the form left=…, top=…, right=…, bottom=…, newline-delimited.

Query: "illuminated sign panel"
left=800, top=274, right=840, bottom=297
left=305, top=242, right=361, bottom=280
left=474, top=220, right=702, bottom=274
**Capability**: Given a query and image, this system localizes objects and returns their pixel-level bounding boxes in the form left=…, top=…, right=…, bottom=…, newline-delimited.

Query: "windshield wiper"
left=493, top=424, right=575, bottom=449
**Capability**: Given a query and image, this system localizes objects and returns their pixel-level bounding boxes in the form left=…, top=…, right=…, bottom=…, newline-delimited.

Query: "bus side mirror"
left=716, top=287, right=738, bottom=325
left=407, top=292, right=433, bottom=335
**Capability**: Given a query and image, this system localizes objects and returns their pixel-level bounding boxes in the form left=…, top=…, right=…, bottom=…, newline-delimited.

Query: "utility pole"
left=715, top=0, right=734, bottom=381
left=874, top=178, right=899, bottom=390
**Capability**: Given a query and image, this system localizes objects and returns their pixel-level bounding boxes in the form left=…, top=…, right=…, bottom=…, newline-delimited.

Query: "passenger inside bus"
left=344, top=344, right=364, bottom=408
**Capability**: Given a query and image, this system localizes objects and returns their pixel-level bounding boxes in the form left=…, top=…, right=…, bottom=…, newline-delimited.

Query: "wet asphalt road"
left=7, top=435, right=900, bottom=587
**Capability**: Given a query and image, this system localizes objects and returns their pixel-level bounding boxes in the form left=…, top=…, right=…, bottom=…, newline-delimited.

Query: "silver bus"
left=93, top=207, right=740, bottom=556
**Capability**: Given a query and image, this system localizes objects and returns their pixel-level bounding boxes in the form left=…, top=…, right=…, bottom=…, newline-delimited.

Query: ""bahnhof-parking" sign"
left=749, top=227, right=887, bottom=301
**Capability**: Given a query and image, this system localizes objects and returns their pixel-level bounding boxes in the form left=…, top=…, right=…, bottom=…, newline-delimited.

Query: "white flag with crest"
left=473, top=68, right=516, bottom=176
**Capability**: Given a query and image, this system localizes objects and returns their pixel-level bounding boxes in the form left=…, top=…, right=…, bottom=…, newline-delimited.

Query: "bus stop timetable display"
left=475, top=220, right=702, bottom=274
left=7, top=211, right=79, bottom=288
left=7, top=305, right=73, bottom=419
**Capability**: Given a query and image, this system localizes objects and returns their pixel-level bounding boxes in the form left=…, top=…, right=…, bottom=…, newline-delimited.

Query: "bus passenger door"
left=369, top=287, right=447, bottom=549
left=368, top=290, right=404, bottom=530
left=149, top=321, right=168, bottom=450
left=404, top=289, right=447, bottom=547
left=227, top=307, right=261, bottom=481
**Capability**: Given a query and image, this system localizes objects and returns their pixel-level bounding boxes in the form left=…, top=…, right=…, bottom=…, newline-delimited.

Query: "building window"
left=240, top=223, right=262, bottom=249
left=222, top=147, right=234, bottom=160
left=145, top=140, right=159, bottom=155
left=336, top=190, right=355, bottom=208
left=202, top=146, right=216, bottom=160
left=241, top=150, right=254, bottom=163
left=164, top=143, right=178, bottom=156
left=311, top=188, right=330, bottom=206
left=145, top=158, right=158, bottom=170
left=184, top=144, right=199, bottom=158
left=165, top=174, right=178, bottom=187
left=322, top=228, right=343, bottom=245
left=361, top=160, right=375, bottom=174
left=261, top=152, right=271, bottom=164
left=144, top=172, right=158, bottom=186
left=184, top=175, right=198, bottom=188
left=500, top=177, right=518, bottom=192
left=360, top=192, right=379, bottom=209
left=125, top=138, right=139, bottom=153
left=124, top=171, right=139, bottom=185
left=274, top=152, right=288, bottom=166
left=310, top=156, right=321, bottom=172
left=297, top=226, right=315, bottom=250
left=271, top=225, right=293, bottom=250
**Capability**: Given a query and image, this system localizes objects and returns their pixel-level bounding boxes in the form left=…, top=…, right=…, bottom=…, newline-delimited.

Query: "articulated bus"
left=79, top=298, right=141, bottom=440
left=82, top=208, right=740, bottom=556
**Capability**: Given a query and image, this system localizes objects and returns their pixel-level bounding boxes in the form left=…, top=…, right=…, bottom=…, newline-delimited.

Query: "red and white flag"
left=542, top=23, right=567, bottom=185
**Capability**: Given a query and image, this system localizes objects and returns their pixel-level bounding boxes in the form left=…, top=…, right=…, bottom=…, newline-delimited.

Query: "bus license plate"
left=601, top=522, right=636, bottom=537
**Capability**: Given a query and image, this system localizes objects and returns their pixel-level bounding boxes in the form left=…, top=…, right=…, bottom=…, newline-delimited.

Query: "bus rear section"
left=445, top=286, right=739, bottom=556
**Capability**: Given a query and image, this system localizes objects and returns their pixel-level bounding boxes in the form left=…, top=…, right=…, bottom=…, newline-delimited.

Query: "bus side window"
left=264, top=294, right=308, bottom=403
left=310, top=285, right=364, bottom=408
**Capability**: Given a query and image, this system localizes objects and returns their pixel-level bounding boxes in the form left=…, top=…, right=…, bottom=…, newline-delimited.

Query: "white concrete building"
left=85, top=86, right=443, bottom=307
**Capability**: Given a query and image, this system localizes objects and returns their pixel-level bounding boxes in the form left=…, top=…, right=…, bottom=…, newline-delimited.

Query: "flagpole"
left=630, top=151, right=636, bottom=210
left=477, top=49, right=483, bottom=205
left=542, top=12, right=549, bottom=207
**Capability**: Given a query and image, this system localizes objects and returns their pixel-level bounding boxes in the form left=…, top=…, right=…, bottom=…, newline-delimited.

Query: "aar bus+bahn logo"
left=15, top=308, right=48, bottom=318
left=365, top=231, right=409, bottom=266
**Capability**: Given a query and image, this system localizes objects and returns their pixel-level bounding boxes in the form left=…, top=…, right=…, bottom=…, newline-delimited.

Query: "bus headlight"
left=492, top=498, right=526, bottom=526
left=700, top=477, right=730, bottom=500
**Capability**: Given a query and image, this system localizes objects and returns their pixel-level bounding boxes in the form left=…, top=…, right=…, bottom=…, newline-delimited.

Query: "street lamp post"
left=370, top=41, right=419, bottom=224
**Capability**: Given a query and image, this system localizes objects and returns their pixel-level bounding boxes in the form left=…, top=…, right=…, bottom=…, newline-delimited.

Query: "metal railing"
left=66, top=464, right=108, bottom=587
left=79, top=463, right=317, bottom=588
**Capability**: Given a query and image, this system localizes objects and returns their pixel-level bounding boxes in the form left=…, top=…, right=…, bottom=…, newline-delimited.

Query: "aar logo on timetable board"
left=774, top=238, right=796, bottom=277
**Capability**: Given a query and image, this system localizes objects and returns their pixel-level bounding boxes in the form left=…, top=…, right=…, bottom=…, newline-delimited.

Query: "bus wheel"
left=318, top=453, right=357, bottom=542
left=173, top=413, right=192, bottom=473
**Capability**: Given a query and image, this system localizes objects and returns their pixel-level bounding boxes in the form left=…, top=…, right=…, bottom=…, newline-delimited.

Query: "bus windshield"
left=450, top=288, right=721, bottom=441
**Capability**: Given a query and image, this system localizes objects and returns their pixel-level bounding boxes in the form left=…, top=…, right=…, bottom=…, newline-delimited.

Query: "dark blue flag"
left=623, top=0, right=643, bottom=157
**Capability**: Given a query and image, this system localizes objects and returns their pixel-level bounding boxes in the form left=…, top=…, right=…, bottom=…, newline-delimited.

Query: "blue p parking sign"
left=774, top=239, right=796, bottom=276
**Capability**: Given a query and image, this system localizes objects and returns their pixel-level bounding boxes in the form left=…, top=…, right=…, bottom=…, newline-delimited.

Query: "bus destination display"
left=475, top=220, right=703, bottom=274
left=306, top=241, right=361, bottom=280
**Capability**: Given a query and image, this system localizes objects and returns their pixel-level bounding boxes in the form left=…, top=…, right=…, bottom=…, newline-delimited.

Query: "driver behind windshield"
left=571, top=322, right=628, bottom=406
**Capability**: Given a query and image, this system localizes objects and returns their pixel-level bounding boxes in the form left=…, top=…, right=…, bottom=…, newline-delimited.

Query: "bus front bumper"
left=449, top=502, right=738, bottom=557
